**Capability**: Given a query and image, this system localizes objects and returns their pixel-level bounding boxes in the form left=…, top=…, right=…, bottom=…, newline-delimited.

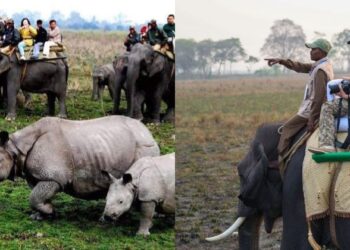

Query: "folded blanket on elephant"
left=152, top=45, right=174, bottom=60
left=14, top=45, right=66, bottom=61
left=303, top=128, right=350, bottom=220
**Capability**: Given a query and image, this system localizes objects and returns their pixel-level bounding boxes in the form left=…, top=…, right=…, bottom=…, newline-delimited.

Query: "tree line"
left=177, top=19, right=350, bottom=79
left=0, top=10, right=154, bottom=31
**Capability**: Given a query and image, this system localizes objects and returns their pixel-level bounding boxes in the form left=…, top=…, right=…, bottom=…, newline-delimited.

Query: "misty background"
left=176, top=0, right=350, bottom=79
left=0, top=0, right=174, bottom=31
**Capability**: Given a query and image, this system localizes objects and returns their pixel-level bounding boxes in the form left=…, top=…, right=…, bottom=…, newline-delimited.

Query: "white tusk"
left=205, top=217, right=246, bottom=242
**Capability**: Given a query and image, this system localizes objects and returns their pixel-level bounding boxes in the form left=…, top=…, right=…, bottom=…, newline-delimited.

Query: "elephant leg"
left=133, top=91, right=145, bottom=120
left=107, top=84, right=114, bottom=101
left=23, top=91, right=32, bottom=109
left=5, top=78, right=19, bottom=121
left=113, top=85, right=122, bottom=114
left=46, top=93, right=56, bottom=116
left=162, top=85, right=175, bottom=123
left=148, top=87, right=164, bottom=123
left=92, top=78, right=99, bottom=101
left=137, top=201, right=156, bottom=236
left=282, top=147, right=311, bottom=250
left=29, top=181, right=60, bottom=220
left=335, top=217, right=350, bottom=249
left=98, top=85, right=104, bottom=100
left=57, top=93, right=67, bottom=118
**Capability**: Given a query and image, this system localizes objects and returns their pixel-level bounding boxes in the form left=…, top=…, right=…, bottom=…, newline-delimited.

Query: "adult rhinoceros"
left=0, top=115, right=160, bottom=220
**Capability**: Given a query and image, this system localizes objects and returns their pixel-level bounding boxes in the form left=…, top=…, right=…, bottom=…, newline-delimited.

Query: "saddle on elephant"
left=303, top=129, right=350, bottom=249
left=152, top=44, right=174, bottom=61
left=3, top=43, right=66, bottom=62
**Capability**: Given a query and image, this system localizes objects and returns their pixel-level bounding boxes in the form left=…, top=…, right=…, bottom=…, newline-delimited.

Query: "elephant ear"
left=0, top=53, right=10, bottom=75
left=149, top=53, right=164, bottom=77
left=113, top=55, right=128, bottom=71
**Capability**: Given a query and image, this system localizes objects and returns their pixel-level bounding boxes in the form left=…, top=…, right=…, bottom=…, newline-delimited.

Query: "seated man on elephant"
left=124, top=25, right=140, bottom=52
left=0, top=18, right=21, bottom=54
left=265, top=38, right=334, bottom=166
left=18, top=18, right=37, bottom=60
left=147, top=19, right=168, bottom=48
left=163, top=14, right=175, bottom=52
left=43, top=19, right=62, bottom=59
left=31, top=19, right=47, bottom=60
left=308, top=79, right=350, bottom=153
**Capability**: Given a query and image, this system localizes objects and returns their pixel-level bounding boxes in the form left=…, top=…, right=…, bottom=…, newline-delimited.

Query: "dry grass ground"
left=176, top=75, right=310, bottom=249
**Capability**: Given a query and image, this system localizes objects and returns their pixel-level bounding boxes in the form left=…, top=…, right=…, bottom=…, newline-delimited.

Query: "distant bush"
left=254, top=66, right=283, bottom=76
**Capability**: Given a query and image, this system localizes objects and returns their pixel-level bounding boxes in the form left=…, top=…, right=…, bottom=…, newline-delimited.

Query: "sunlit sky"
left=2, top=0, right=175, bottom=24
left=177, top=0, right=350, bottom=58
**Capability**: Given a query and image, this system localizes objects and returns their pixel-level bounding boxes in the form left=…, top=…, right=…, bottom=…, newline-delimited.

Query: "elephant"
left=206, top=123, right=350, bottom=249
left=102, top=153, right=175, bottom=236
left=0, top=116, right=160, bottom=220
left=124, top=43, right=175, bottom=123
left=91, top=63, right=116, bottom=101
left=0, top=52, right=68, bottom=120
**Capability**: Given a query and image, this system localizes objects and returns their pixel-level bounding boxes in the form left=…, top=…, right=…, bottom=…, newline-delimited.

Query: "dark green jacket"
left=163, top=23, right=175, bottom=37
left=147, top=27, right=168, bottom=45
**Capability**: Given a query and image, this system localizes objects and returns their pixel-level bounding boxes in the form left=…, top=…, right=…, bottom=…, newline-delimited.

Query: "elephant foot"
left=162, top=115, right=174, bottom=123
left=57, top=113, right=67, bottom=119
left=133, top=115, right=144, bottom=121
left=143, top=118, right=161, bottom=125
left=30, top=211, right=56, bottom=221
left=136, top=228, right=150, bottom=236
left=5, top=114, right=16, bottom=121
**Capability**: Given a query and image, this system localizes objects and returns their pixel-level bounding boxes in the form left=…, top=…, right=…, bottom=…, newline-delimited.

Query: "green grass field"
left=0, top=31, right=174, bottom=249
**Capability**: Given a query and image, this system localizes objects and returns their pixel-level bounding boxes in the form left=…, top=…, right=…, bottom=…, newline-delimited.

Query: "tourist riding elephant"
left=125, top=43, right=175, bottom=123
left=206, top=123, right=350, bottom=249
left=0, top=52, right=68, bottom=120
left=91, top=63, right=116, bottom=101
left=112, top=53, right=128, bottom=114
left=0, top=116, right=160, bottom=220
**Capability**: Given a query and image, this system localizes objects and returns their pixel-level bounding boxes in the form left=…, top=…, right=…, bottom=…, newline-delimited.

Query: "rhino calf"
left=103, top=153, right=175, bottom=236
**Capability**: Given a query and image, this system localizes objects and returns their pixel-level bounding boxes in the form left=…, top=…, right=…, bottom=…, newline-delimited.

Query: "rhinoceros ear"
left=122, top=173, right=132, bottom=185
left=101, top=170, right=118, bottom=183
left=0, top=131, right=9, bottom=146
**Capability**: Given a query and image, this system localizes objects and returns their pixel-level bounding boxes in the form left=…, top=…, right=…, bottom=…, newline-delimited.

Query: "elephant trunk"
left=125, top=62, right=140, bottom=118
left=92, top=77, right=99, bottom=101
left=112, top=74, right=125, bottom=114
left=238, top=214, right=263, bottom=250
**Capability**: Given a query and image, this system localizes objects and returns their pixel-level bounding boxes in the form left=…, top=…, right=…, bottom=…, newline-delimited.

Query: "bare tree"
left=245, top=56, right=259, bottom=73
left=332, top=29, right=350, bottom=72
left=261, top=19, right=307, bottom=61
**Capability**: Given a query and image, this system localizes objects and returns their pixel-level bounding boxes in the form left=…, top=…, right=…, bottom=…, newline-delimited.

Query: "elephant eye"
left=119, top=200, right=123, bottom=204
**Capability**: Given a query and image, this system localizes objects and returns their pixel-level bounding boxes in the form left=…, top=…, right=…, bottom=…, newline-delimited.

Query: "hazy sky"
left=177, top=0, right=350, bottom=57
left=2, top=0, right=175, bottom=24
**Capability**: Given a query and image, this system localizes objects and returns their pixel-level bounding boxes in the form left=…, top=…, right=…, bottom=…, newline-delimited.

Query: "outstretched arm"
left=265, top=58, right=312, bottom=73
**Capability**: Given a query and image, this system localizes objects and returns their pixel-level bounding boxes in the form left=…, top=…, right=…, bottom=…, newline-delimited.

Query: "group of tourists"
left=0, top=17, right=62, bottom=60
left=124, top=14, right=175, bottom=52
left=265, top=38, right=350, bottom=167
